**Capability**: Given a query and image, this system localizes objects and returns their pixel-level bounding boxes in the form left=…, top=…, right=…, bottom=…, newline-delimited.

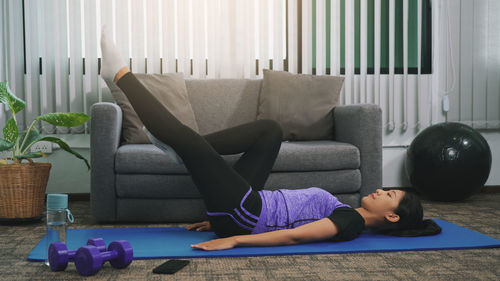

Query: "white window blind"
left=446, top=0, right=500, bottom=129
left=0, top=0, right=498, bottom=140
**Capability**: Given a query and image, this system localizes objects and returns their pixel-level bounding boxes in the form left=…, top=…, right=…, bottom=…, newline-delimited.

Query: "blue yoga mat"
left=28, top=219, right=500, bottom=261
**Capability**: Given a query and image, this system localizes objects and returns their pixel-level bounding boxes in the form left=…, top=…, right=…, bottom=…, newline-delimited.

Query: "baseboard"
left=482, top=186, right=500, bottom=193
left=68, top=193, right=90, bottom=201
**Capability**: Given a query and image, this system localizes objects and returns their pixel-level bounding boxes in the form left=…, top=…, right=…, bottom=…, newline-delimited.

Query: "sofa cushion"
left=114, top=141, right=360, bottom=174
left=116, top=198, right=208, bottom=222
left=106, top=73, right=199, bottom=145
left=185, top=79, right=262, bottom=135
left=116, top=174, right=202, bottom=198
left=115, top=170, right=361, bottom=199
left=273, top=141, right=360, bottom=172
left=105, top=80, right=151, bottom=144
left=257, top=69, right=344, bottom=141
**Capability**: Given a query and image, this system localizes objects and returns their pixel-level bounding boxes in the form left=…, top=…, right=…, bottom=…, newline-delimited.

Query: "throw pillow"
left=105, top=72, right=199, bottom=145
left=257, top=69, right=344, bottom=141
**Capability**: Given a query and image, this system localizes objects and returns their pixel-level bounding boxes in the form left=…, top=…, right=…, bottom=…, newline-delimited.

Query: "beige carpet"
left=1, top=192, right=499, bottom=281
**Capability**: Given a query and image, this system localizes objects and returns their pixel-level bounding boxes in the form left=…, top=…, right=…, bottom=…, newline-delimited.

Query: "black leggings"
left=116, top=72, right=282, bottom=237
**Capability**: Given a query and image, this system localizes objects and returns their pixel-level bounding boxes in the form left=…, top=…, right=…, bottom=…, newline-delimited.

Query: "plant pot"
left=0, top=159, right=51, bottom=220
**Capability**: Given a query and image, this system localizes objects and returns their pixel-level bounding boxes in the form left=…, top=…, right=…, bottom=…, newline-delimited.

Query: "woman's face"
left=361, top=189, right=406, bottom=217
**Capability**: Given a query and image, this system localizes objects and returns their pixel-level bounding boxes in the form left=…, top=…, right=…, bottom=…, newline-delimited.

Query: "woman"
left=100, top=28, right=441, bottom=251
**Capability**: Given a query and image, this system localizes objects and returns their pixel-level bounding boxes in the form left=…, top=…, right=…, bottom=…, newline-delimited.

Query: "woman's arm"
left=191, top=218, right=339, bottom=251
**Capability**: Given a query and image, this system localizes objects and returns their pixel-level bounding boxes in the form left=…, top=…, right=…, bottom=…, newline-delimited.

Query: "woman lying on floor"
left=100, top=27, right=441, bottom=251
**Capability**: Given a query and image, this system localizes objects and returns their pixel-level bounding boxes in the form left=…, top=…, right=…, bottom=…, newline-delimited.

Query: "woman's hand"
left=186, top=221, right=212, bottom=232
left=191, top=237, right=237, bottom=251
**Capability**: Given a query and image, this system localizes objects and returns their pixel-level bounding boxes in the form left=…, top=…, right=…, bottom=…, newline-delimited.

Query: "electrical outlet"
left=31, top=141, right=52, bottom=153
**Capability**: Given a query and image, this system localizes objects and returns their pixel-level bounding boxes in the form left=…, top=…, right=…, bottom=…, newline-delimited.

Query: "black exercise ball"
left=405, top=122, right=492, bottom=201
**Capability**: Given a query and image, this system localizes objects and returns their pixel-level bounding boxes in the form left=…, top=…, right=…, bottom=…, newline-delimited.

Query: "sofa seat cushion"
left=115, top=170, right=361, bottom=199
left=272, top=141, right=360, bottom=172
left=114, top=141, right=360, bottom=174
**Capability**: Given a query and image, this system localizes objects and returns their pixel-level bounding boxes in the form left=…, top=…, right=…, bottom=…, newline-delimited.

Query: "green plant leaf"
left=0, top=81, right=26, bottom=114
left=14, top=152, right=45, bottom=159
left=39, top=136, right=90, bottom=170
left=3, top=117, right=18, bottom=144
left=37, top=112, right=90, bottom=128
left=18, top=128, right=41, bottom=153
left=0, top=138, right=14, bottom=152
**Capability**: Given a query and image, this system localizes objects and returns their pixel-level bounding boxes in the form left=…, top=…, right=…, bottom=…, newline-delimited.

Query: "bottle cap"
left=46, top=194, right=68, bottom=210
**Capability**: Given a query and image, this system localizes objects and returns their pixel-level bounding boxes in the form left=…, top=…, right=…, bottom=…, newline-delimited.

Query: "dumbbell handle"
left=66, top=249, right=77, bottom=258
left=100, top=250, right=118, bottom=261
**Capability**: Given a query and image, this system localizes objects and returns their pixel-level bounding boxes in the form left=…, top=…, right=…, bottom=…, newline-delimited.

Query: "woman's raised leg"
left=118, top=73, right=263, bottom=236
left=101, top=27, right=269, bottom=236
left=203, top=120, right=282, bottom=191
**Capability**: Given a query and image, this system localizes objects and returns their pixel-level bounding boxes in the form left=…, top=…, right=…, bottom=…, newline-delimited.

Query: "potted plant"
left=0, top=81, right=90, bottom=220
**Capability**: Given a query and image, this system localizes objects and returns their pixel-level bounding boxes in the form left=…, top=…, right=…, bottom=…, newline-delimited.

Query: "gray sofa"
left=90, top=79, right=382, bottom=222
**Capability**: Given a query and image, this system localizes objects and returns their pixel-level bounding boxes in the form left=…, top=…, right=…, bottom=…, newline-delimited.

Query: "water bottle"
left=45, top=194, right=74, bottom=266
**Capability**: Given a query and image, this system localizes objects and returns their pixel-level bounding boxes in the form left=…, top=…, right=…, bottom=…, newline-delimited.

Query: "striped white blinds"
left=446, top=0, right=500, bottom=129
left=1, top=0, right=26, bottom=132
left=0, top=0, right=498, bottom=137
left=0, top=0, right=287, bottom=135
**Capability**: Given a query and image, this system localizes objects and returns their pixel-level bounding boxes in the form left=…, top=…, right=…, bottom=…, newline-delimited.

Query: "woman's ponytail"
left=381, top=219, right=442, bottom=237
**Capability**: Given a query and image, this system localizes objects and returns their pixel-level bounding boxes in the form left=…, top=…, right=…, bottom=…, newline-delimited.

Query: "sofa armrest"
left=90, top=102, right=122, bottom=222
left=333, top=104, right=382, bottom=202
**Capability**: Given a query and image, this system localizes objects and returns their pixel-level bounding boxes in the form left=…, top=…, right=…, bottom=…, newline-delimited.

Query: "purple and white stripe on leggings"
left=206, top=188, right=259, bottom=231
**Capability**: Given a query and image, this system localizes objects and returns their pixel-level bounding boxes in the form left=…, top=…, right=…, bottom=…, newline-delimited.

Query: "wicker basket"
left=0, top=158, right=51, bottom=219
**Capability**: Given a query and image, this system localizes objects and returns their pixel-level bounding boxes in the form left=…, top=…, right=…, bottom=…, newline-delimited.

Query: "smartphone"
left=152, top=259, right=190, bottom=274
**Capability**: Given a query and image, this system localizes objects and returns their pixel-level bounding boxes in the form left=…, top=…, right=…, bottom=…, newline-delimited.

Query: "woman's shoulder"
left=326, top=207, right=366, bottom=241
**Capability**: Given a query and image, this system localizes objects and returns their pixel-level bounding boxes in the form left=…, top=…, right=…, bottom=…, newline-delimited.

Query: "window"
left=306, top=0, right=432, bottom=74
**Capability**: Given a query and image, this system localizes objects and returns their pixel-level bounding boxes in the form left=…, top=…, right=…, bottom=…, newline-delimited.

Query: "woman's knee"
left=259, top=119, right=283, bottom=140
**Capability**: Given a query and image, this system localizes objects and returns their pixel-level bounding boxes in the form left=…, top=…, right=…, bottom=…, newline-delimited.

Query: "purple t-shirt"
left=252, top=187, right=351, bottom=234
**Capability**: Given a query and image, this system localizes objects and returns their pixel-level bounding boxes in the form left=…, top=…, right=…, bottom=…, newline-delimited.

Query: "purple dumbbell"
left=74, top=240, right=133, bottom=276
left=48, top=238, right=107, bottom=272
